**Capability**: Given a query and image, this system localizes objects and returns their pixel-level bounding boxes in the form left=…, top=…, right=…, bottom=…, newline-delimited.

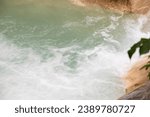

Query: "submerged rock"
left=73, top=0, right=150, bottom=14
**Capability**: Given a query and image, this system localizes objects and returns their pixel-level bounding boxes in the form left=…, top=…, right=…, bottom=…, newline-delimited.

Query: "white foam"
left=0, top=10, right=149, bottom=100
left=0, top=35, right=136, bottom=99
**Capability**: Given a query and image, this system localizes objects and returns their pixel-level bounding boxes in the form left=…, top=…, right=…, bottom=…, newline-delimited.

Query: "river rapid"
left=0, top=0, right=149, bottom=99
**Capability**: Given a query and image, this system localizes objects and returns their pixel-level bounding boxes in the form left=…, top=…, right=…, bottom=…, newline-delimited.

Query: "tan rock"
left=72, top=0, right=150, bottom=14
left=119, top=55, right=150, bottom=100
left=123, top=55, right=150, bottom=94
left=131, top=0, right=150, bottom=14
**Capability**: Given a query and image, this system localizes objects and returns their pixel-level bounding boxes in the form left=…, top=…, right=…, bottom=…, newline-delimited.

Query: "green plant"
left=128, top=38, right=150, bottom=79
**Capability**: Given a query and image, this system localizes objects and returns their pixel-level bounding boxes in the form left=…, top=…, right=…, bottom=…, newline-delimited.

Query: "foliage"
left=128, top=38, right=150, bottom=79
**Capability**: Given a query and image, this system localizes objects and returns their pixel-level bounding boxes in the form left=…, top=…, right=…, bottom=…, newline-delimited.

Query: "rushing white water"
left=0, top=0, right=149, bottom=99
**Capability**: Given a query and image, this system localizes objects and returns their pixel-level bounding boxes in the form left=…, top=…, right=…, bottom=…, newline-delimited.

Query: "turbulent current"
left=0, top=0, right=149, bottom=99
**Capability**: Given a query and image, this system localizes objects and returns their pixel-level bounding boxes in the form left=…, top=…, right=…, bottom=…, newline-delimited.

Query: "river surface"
left=0, top=0, right=149, bottom=99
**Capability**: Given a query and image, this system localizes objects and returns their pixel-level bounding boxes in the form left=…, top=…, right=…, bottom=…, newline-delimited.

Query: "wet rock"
left=73, top=0, right=150, bottom=14
left=119, top=81, right=150, bottom=100
left=119, top=55, right=150, bottom=100
left=123, top=56, right=150, bottom=94
left=131, top=0, right=150, bottom=14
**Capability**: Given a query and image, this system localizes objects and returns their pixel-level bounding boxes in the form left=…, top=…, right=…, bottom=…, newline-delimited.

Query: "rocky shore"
left=120, top=56, right=150, bottom=100
left=119, top=81, right=150, bottom=100
left=73, top=0, right=150, bottom=100
left=73, top=0, right=150, bottom=14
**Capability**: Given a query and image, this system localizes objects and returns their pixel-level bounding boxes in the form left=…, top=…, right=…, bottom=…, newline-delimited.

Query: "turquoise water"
left=0, top=0, right=149, bottom=99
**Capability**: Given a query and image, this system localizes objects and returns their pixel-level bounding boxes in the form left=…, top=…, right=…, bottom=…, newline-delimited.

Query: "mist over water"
left=0, top=0, right=149, bottom=99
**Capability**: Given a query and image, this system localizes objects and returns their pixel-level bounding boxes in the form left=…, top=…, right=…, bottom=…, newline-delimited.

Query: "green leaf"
left=128, top=41, right=141, bottom=59
left=141, top=63, right=150, bottom=70
left=128, top=38, right=150, bottom=80
left=139, top=39, right=150, bottom=55
left=128, top=38, right=150, bottom=59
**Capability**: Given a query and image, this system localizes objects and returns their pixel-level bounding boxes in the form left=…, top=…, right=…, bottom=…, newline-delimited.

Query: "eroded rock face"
left=73, top=0, right=150, bottom=14
left=73, top=0, right=131, bottom=12
left=131, top=0, right=150, bottom=14
left=119, top=55, right=150, bottom=100
left=123, top=56, right=150, bottom=94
